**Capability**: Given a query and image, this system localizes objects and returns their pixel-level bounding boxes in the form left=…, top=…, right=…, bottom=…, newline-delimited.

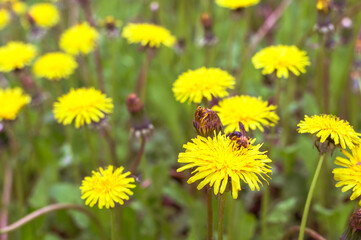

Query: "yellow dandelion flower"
left=297, top=115, right=361, bottom=150
left=317, top=0, right=330, bottom=12
left=28, top=3, right=59, bottom=28
left=122, top=23, right=176, bottom=48
left=215, top=0, right=260, bottom=9
left=0, top=41, right=37, bottom=72
left=172, top=67, right=235, bottom=104
left=212, top=95, right=279, bottom=133
left=0, top=87, right=31, bottom=121
left=177, top=132, right=272, bottom=199
left=80, top=165, right=136, bottom=209
left=12, top=1, right=27, bottom=15
left=33, top=52, right=78, bottom=80
left=333, top=146, right=361, bottom=205
left=59, top=22, right=99, bottom=55
left=0, top=9, right=10, bottom=30
left=53, top=88, right=113, bottom=128
left=252, top=45, right=310, bottom=79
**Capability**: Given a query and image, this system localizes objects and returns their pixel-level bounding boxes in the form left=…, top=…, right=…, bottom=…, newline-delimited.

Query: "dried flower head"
left=122, top=23, right=176, bottom=48
left=193, top=106, right=223, bottom=137
left=213, top=95, right=279, bottom=133
left=0, top=87, right=31, bottom=121
left=177, top=132, right=272, bottom=199
left=80, top=165, right=136, bottom=209
left=298, top=115, right=361, bottom=150
left=53, top=88, right=113, bottom=128
left=173, top=67, right=235, bottom=104
left=33, top=52, right=78, bottom=80
left=215, top=0, right=260, bottom=9
left=0, top=41, right=37, bottom=72
left=59, top=22, right=99, bottom=55
left=28, top=3, right=59, bottom=28
left=252, top=45, right=310, bottom=79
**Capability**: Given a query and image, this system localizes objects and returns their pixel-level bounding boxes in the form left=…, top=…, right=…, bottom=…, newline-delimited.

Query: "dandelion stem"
left=135, top=49, right=153, bottom=101
left=227, top=197, right=235, bottom=240
left=130, top=136, right=146, bottom=173
left=110, top=209, right=116, bottom=240
left=283, top=225, right=326, bottom=240
left=0, top=203, right=105, bottom=238
left=0, top=161, right=12, bottom=240
left=100, top=127, right=118, bottom=166
left=298, top=154, right=325, bottom=240
left=84, top=126, right=97, bottom=168
left=261, top=185, right=270, bottom=240
left=207, top=188, right=213, bottom=240
left=217, top=193, right=226, bottom=240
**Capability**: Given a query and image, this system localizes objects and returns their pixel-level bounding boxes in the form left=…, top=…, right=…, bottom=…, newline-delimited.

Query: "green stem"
left=84, top=126, right=97, bottom=168
left=110, top=209, right=116, bottom=240
left=227, top=197, right=235, bottom=240
left=261, top=185, right=270, bottom=240
left=130, top=136, right=146, bottom=174
left=207, top=188, right=213, bottom=240
left=217, top=193, right=227, bottom=240
left=298, top=154, right=325, bottom=240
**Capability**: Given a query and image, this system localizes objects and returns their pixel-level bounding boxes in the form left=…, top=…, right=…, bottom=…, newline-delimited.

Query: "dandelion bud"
left=200, top=13, right=217, bottom=47
left=193, top=106, right=223, bottom=137
left=126, top=93, right=153, bottom=139
left=340, top=18, right=353, bottom=45
left=340, top=208, right=361, bottom=240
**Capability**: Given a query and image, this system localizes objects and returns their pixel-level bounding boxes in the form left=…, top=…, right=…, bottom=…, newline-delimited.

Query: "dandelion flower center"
left=80, top=165, right=136, bottom=209
left=173, top=67, right=235, bottom=104
left=252, top=45, right=310, bottom=79
left=0, top=88, right=31, bottom=121
left=212, top=95, right=279, bottom=133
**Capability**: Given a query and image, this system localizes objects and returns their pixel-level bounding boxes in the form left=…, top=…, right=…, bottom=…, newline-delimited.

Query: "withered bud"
left=314, top=137, right=336, bottom=155
left=341, top=208, right=361, bottom=240
left=126, top=93, right=144, bottom=113
left=201, top=13, right=212, bottom=30
left=199, top=13, right=217, bottom=47
left=227, top=122, right=250, bottom=149
left=193, top=106, right=223, bottom=137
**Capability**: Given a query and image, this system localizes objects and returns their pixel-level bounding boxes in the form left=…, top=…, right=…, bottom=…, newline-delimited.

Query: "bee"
left=227, top=122, right=249, bottom=149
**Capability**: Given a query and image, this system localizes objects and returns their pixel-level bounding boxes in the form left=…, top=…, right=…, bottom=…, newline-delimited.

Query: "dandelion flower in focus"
left=215, top=0, right=260, bottom=9
left=33, top=52, right=78, bottom=80
left=53, top=88, right=113, bottom=128
left=122, top=23, right=176, bottom=48
left=80, top=165, right=136, bottom=209
left=213, top=95, right=279, bottom=133
left=28, top=3, right=59, bottom=28
left=333, top=146, right=361, bottom=205
left=297, top=115, right=361, bottom=150
left=173, top=67, right=235, bottom=104
left=60, top=22, right=99, bottom=55
left=0, top=9, right=10, bottom=30
left=252, top=45, right=310, bottom=79
left=0, top=41, right=37, bottom=72
left=0, top=88, right=31, bottom=121
left=177, top=132, right=272, bottom=199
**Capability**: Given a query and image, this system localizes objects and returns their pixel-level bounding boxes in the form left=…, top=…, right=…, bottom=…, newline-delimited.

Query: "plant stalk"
left=130, top=136, right=146, bottom=173
left=207, top=188, right=213, bottom=240
left=217, top=193, right=227, bottom=240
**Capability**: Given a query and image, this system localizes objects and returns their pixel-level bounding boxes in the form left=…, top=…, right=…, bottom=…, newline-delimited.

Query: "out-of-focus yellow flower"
left=28, top=3, right=59, bottom=28
left=80, top=165, right=136, bottom=209
left=252, top=45, right=310, bottom=79
left=0, top=9, right=10, bottom=30
left=333, top=146, right=361, bottom=205
left=0, top=41, right=37, bottom=72
left=0, top=87, right=31, bottom=121
left=59, top=22, right=99, bottom=55
left=172, top=67, right=235, bottom=104
left=213, top=95, right=279, bottom=133
left=215, top=0, right=260, bottom=9
left=12, top=1, right=27, bottom=15
left=33, top=52, right=78, bottom=80
left=297, top=115, right=361, bottom=150
left=53, top=88, right=113, bottom=128
left=317, top=0, right=330, bottom=12
left=177, top=132, right=272, bottom=199
left=122, top=23, right=176, bottom=48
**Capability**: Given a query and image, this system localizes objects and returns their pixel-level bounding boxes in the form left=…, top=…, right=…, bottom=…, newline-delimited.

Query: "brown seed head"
left=193, top=106, right=223, bottom=137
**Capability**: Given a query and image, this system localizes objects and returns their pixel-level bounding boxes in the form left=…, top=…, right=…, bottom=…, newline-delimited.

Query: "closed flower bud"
left=193, top=106, right=223, bottom=137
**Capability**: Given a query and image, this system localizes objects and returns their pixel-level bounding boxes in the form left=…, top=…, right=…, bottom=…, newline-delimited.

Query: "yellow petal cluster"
left=122, top=23, right=176, bottom=48
left=0, top=41, right=37, bottom=72
left=53, top=88, right=113, bottom=128
left=177, top=132, right=272, bottom=199
left=172, top=67, right=235, bottom=104
left=297, top=115, right=361, bottom=150
left=317, top=0, right=330, bottom=12
left=33, top=52, right=78, bottom=80
left=80, top=165, right=136, bottom=209
left=28, top=3, right=59, bottom=28
left=213, top=95, right=279, bottom=133
left=333, top=146, right=361, bottom=205
left=215, top=0, right=260, bottom=9
left=59, top=22, right=99, bottom=55
left=0, top=88, right=31, bottom=121
left=252, top=45, right=310, bottom=79
left=0, top=9, right=10, bottom=30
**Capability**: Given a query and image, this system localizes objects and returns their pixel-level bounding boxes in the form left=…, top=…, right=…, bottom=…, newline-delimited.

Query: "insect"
left=227, top=122, right=249, bottom=149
